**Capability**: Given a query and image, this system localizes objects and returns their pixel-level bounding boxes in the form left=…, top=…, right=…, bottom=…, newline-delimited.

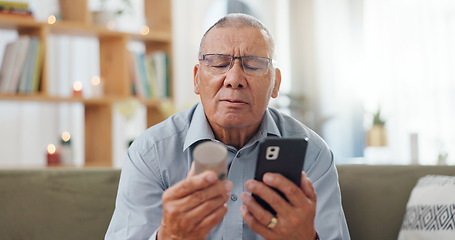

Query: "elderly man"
left=106, top=13, right=350, bottom=240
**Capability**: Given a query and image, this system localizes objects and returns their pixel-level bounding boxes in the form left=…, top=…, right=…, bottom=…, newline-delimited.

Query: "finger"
left=244, top=179, right=290, bottom=215
left=240, top=205, right=275, bottom=239
left=161, top=194, right=229, bottom=240
left=262, top=172, right=308, bottom=208
left=161, top=180, right=231, bottom=237
left=181, top=193, right=230, bottom=230
left=193, top=199, right=229, bottom=236
left=171, top=180, right=232, bottom=213
left=240, top=192, right=276, bottom=226
left=163, top=170, right=218, bottom=200
left=300, top=172, right=317, bottom=202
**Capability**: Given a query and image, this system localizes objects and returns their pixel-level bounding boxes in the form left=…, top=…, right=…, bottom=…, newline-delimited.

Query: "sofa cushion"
left=337, top=165, right=455, bottom=240
left=398, top=175, right=455, bottom=239
left=0, top=169, right=121, bottom=240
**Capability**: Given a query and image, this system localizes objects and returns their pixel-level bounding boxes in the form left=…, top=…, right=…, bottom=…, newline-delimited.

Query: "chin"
left=217, top=114, right=257, bottom=128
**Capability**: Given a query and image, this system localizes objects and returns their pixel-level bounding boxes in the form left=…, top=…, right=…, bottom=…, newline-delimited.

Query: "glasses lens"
left=201, top=55, right=271, bottom=76
left=203, top=55, right=231, bottom=74
left=242, top=56, right=270, bottom=76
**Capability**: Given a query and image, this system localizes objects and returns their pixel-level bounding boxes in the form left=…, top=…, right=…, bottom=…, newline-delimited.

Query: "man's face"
left=194, top=26, right=281, bottom=131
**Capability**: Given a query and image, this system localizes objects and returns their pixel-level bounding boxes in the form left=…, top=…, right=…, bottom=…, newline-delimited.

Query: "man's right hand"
left=158, top=163, right=233, bottom=240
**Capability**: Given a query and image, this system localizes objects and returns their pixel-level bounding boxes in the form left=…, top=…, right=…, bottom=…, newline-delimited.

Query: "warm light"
left=73, top=81, right=83, bottom=91
left=106, top=20, right=116, bottom=30
left=91, top=76, right=104, bottom=98
left=61, top=131, right=71, bottom=142
left=140, top=25, right=150, bottom=35
left=47, top=15, right=57, bottom=24
left=91, top=76, right=101, bottom=86
left=47, top=144, right=56, bottom=154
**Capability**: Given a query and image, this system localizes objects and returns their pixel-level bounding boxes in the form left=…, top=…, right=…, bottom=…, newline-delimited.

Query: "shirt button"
left=231, top=194, right=238, bottom=201
left=237, top=152, right=241, bottom=158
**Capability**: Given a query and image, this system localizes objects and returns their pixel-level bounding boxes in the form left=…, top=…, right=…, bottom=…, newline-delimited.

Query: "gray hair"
left=198, top=13, right=275, bottom=59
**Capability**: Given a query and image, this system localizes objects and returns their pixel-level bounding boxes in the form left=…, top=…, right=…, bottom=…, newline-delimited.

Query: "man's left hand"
left=240, top=172, right=317, bottom=240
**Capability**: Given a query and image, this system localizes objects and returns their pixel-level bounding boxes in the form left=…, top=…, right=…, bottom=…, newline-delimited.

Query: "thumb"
left=187, top=162, right=196, bottom=178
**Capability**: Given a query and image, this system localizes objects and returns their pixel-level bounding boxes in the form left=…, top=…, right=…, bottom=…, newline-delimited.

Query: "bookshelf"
left=0, top=0, right=172, bottom=167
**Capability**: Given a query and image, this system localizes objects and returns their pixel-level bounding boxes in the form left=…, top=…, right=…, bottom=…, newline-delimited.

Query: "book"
left=7, top=36, right=30, bottom=93
left=144, top=54, right=158, bottom=98
left=164, top=53, right=171, bottom=97
left=0, top=1, right=33, bottom=18
left=0, top=40, right=20, bottom=93
left=30, top=38, right=43, bottom=92
left=150, top=51, right=170, bottom=98
left=129, top=51, right=145, bottom=98
left=18, top=36, right=41, bottom=93
left=128, top=51, right=170, bottom=99
left=0, top=1, right=29, bottom=11
left=136, top=53, right=151, bottom=98
left=0, top=41, right=14, bottom=92
left=0, top=36, right=42, bottom=94
left=17, top=36, right=37, bottom=93
left=16, top=44, right=31, bottom=93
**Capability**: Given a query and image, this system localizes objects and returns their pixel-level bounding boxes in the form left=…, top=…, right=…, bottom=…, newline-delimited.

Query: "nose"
left=224, top=58, right=247, bottom=89
left=227, top=57, right=243, bottom=71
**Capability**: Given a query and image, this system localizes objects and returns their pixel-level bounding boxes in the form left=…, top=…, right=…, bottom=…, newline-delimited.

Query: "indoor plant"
left=92, top=0, right=133, bottom=27
left=367, top=107, right=387, bottom=146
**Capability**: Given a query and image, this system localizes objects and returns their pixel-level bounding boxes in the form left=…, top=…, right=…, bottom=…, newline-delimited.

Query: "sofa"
left=1, top=165, right=455, bottom=240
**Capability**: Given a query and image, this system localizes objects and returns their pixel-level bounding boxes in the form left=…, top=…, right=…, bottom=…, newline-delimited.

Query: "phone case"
left=253, top=137, right=308, bottom=215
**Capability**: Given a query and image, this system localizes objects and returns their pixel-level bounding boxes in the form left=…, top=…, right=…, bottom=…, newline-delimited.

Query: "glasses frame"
left=198, top=54, right=274, bottom=76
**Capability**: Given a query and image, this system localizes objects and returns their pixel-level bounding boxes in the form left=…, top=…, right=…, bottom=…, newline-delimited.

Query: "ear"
left=193, top=64, right=200, bottom=95
left=271, top=68, right=281, bottom=98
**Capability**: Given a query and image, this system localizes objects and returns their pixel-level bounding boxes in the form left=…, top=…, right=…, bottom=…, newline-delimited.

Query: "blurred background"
left=0, top=0, right=454, bottom=167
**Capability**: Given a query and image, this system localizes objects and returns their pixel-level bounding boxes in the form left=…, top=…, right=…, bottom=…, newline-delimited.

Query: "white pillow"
left=398, top=175, right=455, bottom=240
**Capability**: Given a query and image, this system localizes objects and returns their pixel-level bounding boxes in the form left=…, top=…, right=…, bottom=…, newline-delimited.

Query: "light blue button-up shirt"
left=105, top=102, right=350, bottom=240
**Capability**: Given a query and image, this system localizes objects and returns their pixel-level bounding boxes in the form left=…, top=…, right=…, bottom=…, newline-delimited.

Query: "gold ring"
left=267, top=217, right=278, bottom=229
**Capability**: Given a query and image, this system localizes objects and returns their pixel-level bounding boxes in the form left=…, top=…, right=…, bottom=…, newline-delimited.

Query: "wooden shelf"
left=0, top=15, right=172, bottom=42
left=0, top=93, right=166, bottom=107
left=0, top=93, right=111, bottom=103
left=0, top=15, right=41, bottom=29
left=0, top=0, right=172, bottom=167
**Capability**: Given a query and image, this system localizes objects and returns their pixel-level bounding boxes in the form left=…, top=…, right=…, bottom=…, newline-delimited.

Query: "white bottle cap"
left=193, top=141, right=228, bottom=180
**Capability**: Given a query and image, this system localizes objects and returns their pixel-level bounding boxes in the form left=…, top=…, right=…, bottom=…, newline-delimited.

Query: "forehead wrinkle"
left=203, top=27, right=269, bottom=57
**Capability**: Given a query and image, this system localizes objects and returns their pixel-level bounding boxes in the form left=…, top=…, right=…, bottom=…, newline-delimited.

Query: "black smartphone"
left=253, top=137, right=308, bottom=215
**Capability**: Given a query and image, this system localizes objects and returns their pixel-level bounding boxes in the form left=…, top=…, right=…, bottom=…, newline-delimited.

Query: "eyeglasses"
left=199, top=54, right=273, bottom=76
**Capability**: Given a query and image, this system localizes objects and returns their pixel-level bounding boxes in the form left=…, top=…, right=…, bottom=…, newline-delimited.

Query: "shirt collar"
left=242, top=107, right=281, bottom=148
left=262, top=107, right=281, bottom=137
left=183, top=103, right=215, bottom=151
left=183, top=102, right=282, bottom=151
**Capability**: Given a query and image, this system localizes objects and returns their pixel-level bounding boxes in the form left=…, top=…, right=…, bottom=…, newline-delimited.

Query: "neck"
left=211, top=123, right=260, bottom=150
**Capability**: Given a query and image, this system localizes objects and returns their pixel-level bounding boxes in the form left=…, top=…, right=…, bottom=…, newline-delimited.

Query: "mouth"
left=221, top=99, right=248, bottom=104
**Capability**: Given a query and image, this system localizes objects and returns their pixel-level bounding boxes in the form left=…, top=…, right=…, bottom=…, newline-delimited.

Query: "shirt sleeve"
left=308, top=148, right=351, bottom=240
left=105, top=143, right=164, bottom=240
